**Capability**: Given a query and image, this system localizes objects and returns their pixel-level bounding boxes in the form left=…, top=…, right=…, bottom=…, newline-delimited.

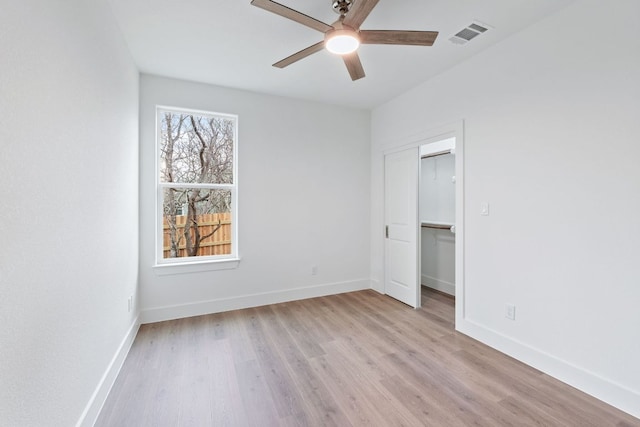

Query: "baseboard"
left=421, top=274, right=455, bottom=296
left=457, top=318, right=640, bottom=419
left=76, top=316, right=140, bottom=427
left=370, top=278, right=383, bottom=294
left=141, top=278, right=371, bottom=324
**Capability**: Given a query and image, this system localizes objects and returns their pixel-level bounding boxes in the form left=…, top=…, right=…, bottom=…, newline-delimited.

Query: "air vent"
left=449, top=21, right=491, bottom=45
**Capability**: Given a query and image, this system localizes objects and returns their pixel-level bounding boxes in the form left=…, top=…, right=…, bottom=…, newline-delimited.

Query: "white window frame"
left=153, top=105, right=239, bottom=274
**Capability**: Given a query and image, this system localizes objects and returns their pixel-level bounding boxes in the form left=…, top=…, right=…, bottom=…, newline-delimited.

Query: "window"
left=156, top=107, right=238, bottom=267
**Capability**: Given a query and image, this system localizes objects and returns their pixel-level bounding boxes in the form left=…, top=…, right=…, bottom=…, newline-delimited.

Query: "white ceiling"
left=107, top=0, right=574, bottom=109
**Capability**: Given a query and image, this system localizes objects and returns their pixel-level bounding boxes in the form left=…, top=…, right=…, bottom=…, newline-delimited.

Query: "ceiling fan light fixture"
left=251, top=0, right=439, bottom=81
left=325, top=29, right=360, bottom=55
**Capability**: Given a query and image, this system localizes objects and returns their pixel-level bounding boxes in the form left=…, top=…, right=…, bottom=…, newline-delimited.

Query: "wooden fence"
left=163, top=212, right=231, bottom=258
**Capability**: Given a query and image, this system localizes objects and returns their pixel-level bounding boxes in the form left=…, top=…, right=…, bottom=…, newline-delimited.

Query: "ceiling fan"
left=250, top=0, right=439, bottom=81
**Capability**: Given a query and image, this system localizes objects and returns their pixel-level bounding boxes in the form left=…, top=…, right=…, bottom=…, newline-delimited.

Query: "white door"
left=384, top=147, right=420, bottom=308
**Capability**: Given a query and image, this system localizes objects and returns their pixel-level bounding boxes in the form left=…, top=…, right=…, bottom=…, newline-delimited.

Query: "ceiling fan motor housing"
left=332, top=0, right=353, bottom=15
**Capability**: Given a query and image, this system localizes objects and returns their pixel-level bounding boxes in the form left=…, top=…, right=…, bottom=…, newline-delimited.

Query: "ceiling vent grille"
left=449, top=21, right=491, bottom=45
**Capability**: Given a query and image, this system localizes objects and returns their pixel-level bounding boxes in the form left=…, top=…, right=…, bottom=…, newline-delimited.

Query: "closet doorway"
left=383, top=124, right=464, bottom=321
left=420, top=139, right=456, bottom=298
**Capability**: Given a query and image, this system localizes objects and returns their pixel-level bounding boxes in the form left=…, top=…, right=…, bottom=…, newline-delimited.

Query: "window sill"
left=153, top=258, right=241, bottom=276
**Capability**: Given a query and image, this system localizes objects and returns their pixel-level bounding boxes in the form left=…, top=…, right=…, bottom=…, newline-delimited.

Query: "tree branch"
left=199, top=219, right=222, bottom=241
left=190, top=115, right=209, bottom=183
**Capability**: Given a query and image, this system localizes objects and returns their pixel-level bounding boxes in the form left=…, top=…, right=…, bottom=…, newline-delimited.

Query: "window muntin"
left=157, top=107, right=237, bottom=264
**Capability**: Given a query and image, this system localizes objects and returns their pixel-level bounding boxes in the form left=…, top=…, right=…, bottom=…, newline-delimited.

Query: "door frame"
left=382, top=121, right=465, bottom=328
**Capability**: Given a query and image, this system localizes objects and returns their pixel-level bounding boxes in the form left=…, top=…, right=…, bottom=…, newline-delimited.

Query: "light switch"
left=480, top=202, right=490, bottom=216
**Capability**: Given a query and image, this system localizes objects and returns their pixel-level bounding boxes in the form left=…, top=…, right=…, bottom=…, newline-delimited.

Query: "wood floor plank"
left=313, top=341, right=425, bottom=426
left=271, top=301, right=327, bottom=359
left=381, top=350, right=497, bottom=426
left=96, top=288, right=640, bottom=426
left=220, top=310, right=258, bottom=363
left=290, top=298, right=339, bottom=344
left=204, top=338, right=248, bottom=426
left=379, top=373, right=468, bottom=426
left=256, top=305, right=351, bottom=426
left=242, top=307, right=309, bottom=421
left=234, top=359, right=281, bottom=426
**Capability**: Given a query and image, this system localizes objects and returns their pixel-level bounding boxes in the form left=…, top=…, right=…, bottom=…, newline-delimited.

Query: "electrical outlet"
left=311, top=266, right=318, bottom=276
left=480, top=202, right=490, bottom=216
left=505, top=304, right=516, bottom=320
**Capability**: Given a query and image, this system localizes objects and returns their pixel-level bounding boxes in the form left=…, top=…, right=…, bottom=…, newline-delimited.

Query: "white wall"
left=0, top=1, right=139, bottom=426
left=139, top=75, right=370, bottom=322
left=420, top=154, right=456, bottom=224
left=421, top=228, right=455, bottom=295
left=371, top=0, right=640, bottom=418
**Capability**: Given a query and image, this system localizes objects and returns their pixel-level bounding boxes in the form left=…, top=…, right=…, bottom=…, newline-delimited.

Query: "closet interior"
left=420, top=151, right=455, bottom=296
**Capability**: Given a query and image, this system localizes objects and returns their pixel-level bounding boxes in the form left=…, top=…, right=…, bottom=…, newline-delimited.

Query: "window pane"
left=159, top=112, right=234, bottom=184
left=162, top=188, right=232, bottom=258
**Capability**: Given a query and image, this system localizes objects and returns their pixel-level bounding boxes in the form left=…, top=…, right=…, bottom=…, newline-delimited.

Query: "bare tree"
left=160, top=111, right=234, bottom=258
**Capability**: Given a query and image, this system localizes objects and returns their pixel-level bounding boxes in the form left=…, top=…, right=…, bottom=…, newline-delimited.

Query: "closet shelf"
left=421, top=221, right=455, bottom=230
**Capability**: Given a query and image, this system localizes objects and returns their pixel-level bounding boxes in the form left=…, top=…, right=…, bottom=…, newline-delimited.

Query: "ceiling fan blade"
left=273, top=41, right=325, bottom=68
left=251, top=0, right=332, bottom=33
left=343, top=0, right=380, bottom=29
left=360, top=30, right=439, bottom=46
left=343, top=52, right=365, bottom=81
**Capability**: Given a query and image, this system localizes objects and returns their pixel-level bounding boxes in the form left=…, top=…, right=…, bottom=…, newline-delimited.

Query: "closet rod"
left=421, top=223, right=453, bottom=230
left=421, top=150, right=451, bottom=159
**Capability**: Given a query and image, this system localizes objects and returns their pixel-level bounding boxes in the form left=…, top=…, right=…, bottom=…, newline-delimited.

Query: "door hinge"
left=385, top=225, right=389, bottom=238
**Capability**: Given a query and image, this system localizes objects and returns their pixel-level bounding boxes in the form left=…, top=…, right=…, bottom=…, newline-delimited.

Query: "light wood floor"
left=96, top=288, right=639, bottom=426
